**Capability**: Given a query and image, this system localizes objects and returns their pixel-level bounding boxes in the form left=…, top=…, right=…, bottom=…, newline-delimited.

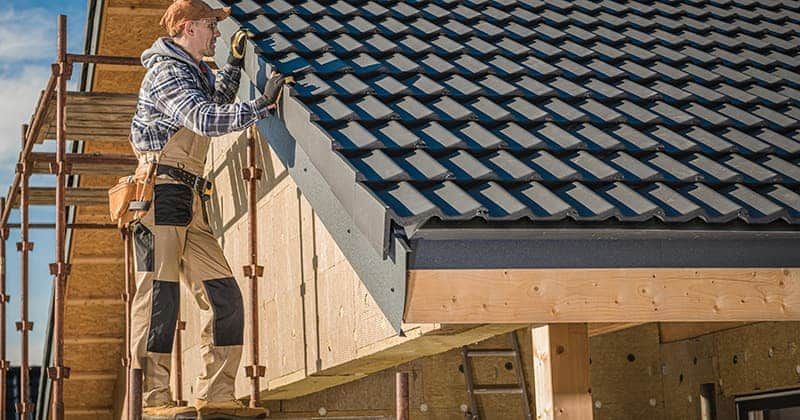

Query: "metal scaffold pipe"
left=16, top=124, right=33, bottom=419
left=173, top=320, right=186, bottom=407
left=0, top=197, right=7, bottom=420
left=122, top=228, right=133, bottom=419
left=49, top=14, right=71, bottom=420
left=243, top=126, right=265, bottom=406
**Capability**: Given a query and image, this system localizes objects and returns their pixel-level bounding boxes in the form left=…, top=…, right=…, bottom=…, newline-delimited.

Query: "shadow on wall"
left=205, top=128, right=290, bottom=243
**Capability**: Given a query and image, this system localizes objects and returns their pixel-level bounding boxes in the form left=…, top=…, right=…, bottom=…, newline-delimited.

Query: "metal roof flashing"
left=408, top=222, right=800, bottom=269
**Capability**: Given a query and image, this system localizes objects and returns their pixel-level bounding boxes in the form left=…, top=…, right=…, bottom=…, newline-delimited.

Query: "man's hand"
left=259, top=71, right=289, bottom=111
left=227, top=29, right=248, bottom=67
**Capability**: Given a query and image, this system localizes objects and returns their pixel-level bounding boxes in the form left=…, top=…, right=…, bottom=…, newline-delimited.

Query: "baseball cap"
left=160, top=0, right=231, bottom=36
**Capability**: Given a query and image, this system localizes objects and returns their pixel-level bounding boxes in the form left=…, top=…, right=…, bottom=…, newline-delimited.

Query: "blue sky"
left=0, top=0, right=88, bottom=366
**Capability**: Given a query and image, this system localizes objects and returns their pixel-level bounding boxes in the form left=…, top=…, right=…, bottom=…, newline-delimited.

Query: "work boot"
left=142, top=401, right=197, bottom=419
left=195, top=399, right=267, bottom=419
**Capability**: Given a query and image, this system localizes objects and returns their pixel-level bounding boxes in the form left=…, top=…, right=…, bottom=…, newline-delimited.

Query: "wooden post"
left=532, top=324, right=593, bottom=420
left=396, top=372, right=409, bottom=420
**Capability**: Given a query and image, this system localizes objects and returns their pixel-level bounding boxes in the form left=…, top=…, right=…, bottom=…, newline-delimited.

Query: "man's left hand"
left=227, top=29, right=248, bottom=67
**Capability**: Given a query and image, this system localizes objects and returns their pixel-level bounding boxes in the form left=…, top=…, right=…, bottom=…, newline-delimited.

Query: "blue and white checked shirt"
left=130, top=37, right=269, bottom=151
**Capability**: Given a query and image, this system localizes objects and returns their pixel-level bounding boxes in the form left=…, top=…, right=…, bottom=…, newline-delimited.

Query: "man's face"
left=191, top=18, right=221, bottom=57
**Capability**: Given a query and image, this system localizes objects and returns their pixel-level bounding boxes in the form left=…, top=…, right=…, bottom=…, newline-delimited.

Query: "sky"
left=0, top=0, right=88, bottom=366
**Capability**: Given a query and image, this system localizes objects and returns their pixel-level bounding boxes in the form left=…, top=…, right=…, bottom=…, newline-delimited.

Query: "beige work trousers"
left=130, top=176, right=244, bottom=406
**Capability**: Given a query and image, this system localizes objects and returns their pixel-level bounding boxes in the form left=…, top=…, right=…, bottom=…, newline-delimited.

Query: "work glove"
left=227, top=29, right=248, bottom=67
left=255, top=71, right=289, bottom=111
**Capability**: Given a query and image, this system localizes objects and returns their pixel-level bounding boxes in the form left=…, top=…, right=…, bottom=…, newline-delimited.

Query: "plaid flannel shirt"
left=131, top=38, right=269, bottom=151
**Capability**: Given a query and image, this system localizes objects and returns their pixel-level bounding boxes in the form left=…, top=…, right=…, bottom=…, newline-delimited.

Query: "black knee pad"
left=147, top=280, right=179, bottom=353
left=202, top=277, right=244, bottom=346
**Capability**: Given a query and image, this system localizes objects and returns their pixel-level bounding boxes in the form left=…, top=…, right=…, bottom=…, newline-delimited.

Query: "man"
left=129, top=0, right=286, bottom=418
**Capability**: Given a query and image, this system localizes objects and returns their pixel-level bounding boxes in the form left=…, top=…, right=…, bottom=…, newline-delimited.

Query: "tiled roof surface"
left=227, top=0, right=800, bottom=228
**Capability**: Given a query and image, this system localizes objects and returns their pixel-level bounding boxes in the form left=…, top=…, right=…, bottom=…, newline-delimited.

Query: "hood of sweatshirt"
left=140, top=37, right=214, bottom=91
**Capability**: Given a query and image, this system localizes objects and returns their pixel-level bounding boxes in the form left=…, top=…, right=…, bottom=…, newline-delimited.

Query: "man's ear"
left=183, top=21, right=195, bottom=37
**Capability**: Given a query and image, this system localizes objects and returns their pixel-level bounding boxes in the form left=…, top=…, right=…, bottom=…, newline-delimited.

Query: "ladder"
left=461, top=332, right=532, bottom=420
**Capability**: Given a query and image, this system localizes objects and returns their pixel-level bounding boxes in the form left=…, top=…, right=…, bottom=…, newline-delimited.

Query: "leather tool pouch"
left=108, top=161, right=157, bottom=228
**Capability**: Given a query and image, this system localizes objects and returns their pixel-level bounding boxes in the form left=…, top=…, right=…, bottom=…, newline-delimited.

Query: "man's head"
left=160, top=0, right=229, bottom=61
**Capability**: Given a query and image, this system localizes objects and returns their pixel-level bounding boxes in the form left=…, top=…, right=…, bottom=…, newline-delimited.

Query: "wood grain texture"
left=406, top=268, right=800, bottom=323
left=532, top=324, right=593, bottom=420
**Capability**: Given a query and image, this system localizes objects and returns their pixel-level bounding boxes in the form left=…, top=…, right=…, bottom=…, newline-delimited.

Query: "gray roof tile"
left=232, top=0, right=800, bottom=231
left=557, top=182, right=617, bottom=220
left=511, top=182, right=572, bottom=219
left=397, top=150, right=450, bottom=181
left=600, top=182, right=660, bottom=220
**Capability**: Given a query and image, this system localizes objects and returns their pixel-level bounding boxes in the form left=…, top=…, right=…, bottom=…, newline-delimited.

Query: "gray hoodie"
left=130, top=37, right=268, bottom=152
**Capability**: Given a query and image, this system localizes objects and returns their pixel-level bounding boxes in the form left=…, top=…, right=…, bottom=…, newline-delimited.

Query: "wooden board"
left=532, top=324, right=593, bottom=420
left=406, top=268, right=800, bottom=323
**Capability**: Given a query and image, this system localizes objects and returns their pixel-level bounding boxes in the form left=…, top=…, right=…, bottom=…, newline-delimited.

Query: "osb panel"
left=91, top=69, right=147, bottom=94
left=64, top=378, right=116, bottom=409
left=63, top=413, right=114, bottom=420
left=75, top=203, right=115, bottom=224
left=62, top=0, right=162, bottom=412
left=65, top=342, right=122, bottom=372
left=64, top=303, right=125, bottom=338
left=84, top=139, right=135, bottom=155
left=589, top=323, right=666, bottom=420
left=69, top=228, right=124, bottom=258
left=98, top=13, right=164, bottom=57
left=66, top=262, right=125, bottom=299
left=108, top=0, right=172, bottom=8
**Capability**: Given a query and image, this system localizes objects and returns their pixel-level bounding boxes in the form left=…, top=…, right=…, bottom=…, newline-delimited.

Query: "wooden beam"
left=405, top=268, right=800, bottom=323
left=532, top=324, right=593, bottom=420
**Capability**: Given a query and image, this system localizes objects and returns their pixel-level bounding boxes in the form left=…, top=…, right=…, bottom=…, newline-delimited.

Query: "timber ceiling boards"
left=222, top=0, right=800, bottom=243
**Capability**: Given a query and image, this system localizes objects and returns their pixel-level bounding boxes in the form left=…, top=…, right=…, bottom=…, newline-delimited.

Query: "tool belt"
left=108, top=160, right=157, bottom=228
left=156, top=164, right=213, bottom=200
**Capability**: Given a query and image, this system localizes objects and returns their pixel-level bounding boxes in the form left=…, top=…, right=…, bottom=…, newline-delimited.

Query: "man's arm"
left=212, top=63, right=241, bottom=105
left=150, top=62, right=269, bottom=137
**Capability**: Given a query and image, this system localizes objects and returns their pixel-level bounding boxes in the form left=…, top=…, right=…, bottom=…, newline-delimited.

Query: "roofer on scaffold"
left=125, top=0, right=286, bottom=418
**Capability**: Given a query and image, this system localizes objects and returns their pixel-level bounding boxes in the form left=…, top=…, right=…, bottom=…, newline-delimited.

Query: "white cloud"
left=0, top=8, right=54, bottom=62
left=0, top=66, right=50, bottom=176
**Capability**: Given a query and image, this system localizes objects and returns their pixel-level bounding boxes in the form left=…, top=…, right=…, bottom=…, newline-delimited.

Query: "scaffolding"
left=0, top=11, right=412, bottom=420
left=0, top=13, right=278, bottom=420
left=0, top=14, right=140, bottom=420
